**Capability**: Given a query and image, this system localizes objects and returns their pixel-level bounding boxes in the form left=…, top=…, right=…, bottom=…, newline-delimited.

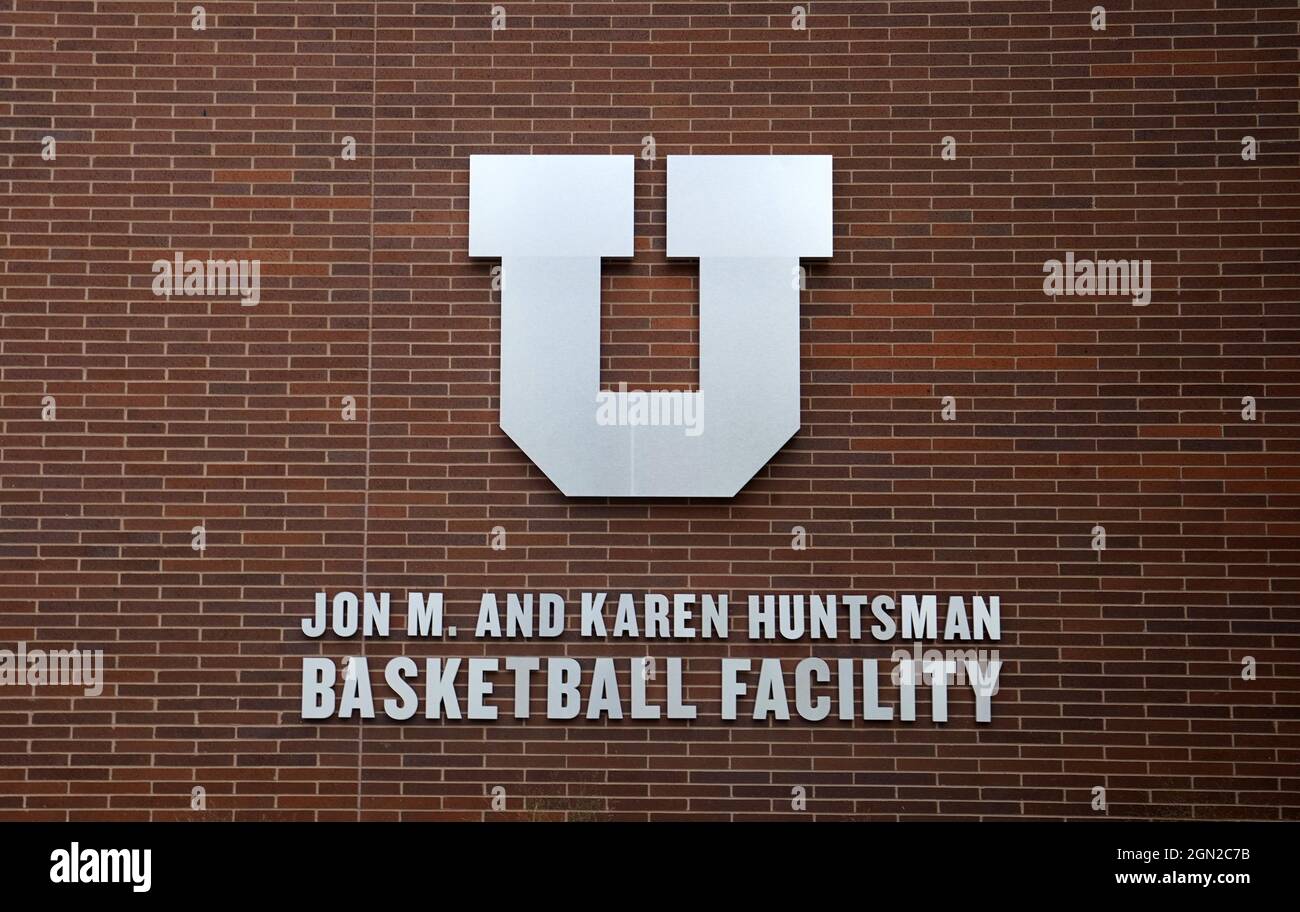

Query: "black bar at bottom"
left=0, top=820, right=1285, bottom=900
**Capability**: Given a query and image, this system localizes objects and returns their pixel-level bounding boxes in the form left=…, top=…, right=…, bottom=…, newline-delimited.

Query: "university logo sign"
left=469, top=155, right=833, bottom=497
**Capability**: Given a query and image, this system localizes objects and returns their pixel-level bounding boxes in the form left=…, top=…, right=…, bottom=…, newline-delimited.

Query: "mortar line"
left=356, top=4, right=379, bottom=821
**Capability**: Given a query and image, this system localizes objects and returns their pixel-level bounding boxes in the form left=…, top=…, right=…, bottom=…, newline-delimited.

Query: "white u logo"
left=470, top=155, right=833, bottom=497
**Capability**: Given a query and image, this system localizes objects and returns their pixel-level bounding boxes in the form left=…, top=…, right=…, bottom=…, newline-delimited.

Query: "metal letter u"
left=469, top=155, right=832, bottom=497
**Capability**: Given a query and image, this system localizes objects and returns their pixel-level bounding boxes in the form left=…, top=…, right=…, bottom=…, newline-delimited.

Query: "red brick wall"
left=1, top=0, right=1298, bottom=820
